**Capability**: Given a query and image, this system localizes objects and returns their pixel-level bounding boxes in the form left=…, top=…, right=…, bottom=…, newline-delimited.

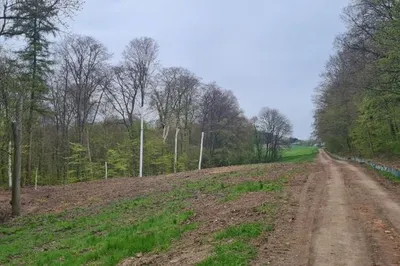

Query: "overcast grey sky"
left=69, top=0, right=349, bottom=140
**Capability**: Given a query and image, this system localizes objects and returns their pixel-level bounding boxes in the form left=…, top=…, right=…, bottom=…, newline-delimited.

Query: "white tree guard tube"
left=174, top=128, right=180, bottom=173
left=8, top=141, right=12, bottom=188
left=198, top=132, right=204, bottom=170
left=35, top=168, right=38, bottom=190
left=105, top=162, right=108, bottom=179
left=139, top=112, right=144, bottom=178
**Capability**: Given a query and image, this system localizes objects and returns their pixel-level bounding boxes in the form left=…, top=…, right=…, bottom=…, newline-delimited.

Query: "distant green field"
left=281, top=145, right=319, bottom=163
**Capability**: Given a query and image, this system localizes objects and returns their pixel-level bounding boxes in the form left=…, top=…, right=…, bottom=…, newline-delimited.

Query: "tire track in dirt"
left=267, top=170, right=327, bottom=266
left=335, top=159, right=400, bottom=265
left=250, top=162, right=324, bottom=266
left=255, top=165, right=326, bottom=266
left=238, top=151, right=400, bottom=266
left=254, top=152, right=371, bottom=266
left=309, top=151, right=371, bottom=266
left=336, top=160, right=400, bottom=232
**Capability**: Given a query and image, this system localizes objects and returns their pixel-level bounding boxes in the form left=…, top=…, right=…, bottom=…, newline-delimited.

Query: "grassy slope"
left=281, top=145, right=319, bottom=163
left=0, top=166, right=291, bottom=266
left=1, top=196, right=196, bottom=266
left=366, top=165, right=400, bottom=184
left=197, top=223, right=270, bottom=266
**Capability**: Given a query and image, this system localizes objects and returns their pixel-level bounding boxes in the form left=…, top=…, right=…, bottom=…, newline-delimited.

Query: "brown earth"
left=2, top=150, right=400, bottom=265
left=261, top=150, right=400, bottom=266
left=122, top=151, right=400, bottom=266
left=0, top=163, right=298, bottom=222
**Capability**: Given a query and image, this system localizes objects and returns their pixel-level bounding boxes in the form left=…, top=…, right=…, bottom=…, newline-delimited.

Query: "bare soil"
left=0, top=163, right=296, bottom=222
left=3, top=151, right=400, bottom=265
left=262, top=150, right=400, bottom=266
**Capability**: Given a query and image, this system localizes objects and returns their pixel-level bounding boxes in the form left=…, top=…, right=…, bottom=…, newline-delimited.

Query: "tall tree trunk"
left=86, top=129, right=92, bottom=163
left=139, top=109, right=144, bottom=177
left=366, top=126, right=375, bottom=156
left=77, top=123, right=84, bottom=181
left=12, top=96, right=23, bottom=216
left=86, top=129, right=93, bottom=179
left=162, top=125, right=169, bottom=144
left=8, top=140, right=12, bottom=189
left=25, top=15, right=39, bottom=187
left=62, top=128, right=68, bottom=185
left=174, top=127, right=180, bottom=173
left=25, top=121, right=33, bottom=185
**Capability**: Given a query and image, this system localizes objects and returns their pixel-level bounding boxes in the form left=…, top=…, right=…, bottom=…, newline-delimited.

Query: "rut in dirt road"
left=337, top=158, right=400, bottom=265
left=309, top=151, right=371, bottom=266
left=337, top=160, right=400, bottom=232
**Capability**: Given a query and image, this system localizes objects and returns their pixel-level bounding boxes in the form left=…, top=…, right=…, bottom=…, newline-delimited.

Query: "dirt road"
left=268, top=150, right=400, bottom=266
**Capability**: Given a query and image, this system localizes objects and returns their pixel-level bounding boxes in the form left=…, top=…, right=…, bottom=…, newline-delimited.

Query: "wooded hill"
left=314, top=0, right=400, bottom=159
left=0, top=0, right=294, bottom=194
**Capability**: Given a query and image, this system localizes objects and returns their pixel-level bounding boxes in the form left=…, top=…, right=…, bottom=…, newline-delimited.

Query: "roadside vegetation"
left=366, top=166, right=400, bottom=185
left=313, top=0, right=400, bottom=161
left=198, top=222, right=271, bottom=266
left=0, top=194, right=196, bottom=265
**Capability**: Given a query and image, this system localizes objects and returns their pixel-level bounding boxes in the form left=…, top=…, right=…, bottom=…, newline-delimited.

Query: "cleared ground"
left=1, top=149, right=400, bottom=265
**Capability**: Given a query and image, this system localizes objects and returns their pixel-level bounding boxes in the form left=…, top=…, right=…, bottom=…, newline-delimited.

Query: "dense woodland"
left=314, top=0, right=400, bottom=159
left=0, top=0, right=294, bottom=213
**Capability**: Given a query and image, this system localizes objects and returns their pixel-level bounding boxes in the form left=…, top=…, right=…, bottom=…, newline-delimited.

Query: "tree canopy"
left=0, top=1, right=296, bottom=201
left=314, top=0, right=400, bottom=159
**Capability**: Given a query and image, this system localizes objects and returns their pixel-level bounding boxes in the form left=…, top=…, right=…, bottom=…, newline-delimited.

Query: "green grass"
left=0, top=196, right=197, bottom=265
left=194, top=174, right=283, bottom=266
left=255, top=202, right=278, bottom=216
left=163, top=176, right=283, bottom=266
left=367, top=166, right=400, bottom=184
left=281, top=145, right=319, bottom=163
left=224, top=178, right=286, bottom=201
left=1, top=165, right=291, bottom=265
left=215, top=223, right=272, bottom=240
left=198, top=222, right=274, bottom=266
left=176, top=173, right=286, bottom=202
left=197, top=241, right=257, bottom=266
left=380, top=170, right=400, bottom=183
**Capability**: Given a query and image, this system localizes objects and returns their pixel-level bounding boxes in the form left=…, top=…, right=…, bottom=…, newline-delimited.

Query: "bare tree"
left=199, top=83, right=245, bottom=166
left=121, top=37, right=158, bottom=177
left=151, top=67, right=179, bottom=143
left=106, top=36, right=159, bottom=136
left=257, top=107, right=292, bottom=162
left=176, top=70, right=200, bottom=154
left=11, top=91, right=22, bottom=216
left=106, top=65, right=139, bottom=135
left=47, top=61, right=75, bottom=182
left=151, top=67, right=199, bottom=143
left=149, top=67, right=200, bottom=172
left=0, top=51, right=24, bottom=216
left=123, top=37, right=159, bottom=110
left=57, top=34, right=110, bottom=179
left=58, top=35, right=110, bottom=144
left=0, top=0, right=13, bottom=37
